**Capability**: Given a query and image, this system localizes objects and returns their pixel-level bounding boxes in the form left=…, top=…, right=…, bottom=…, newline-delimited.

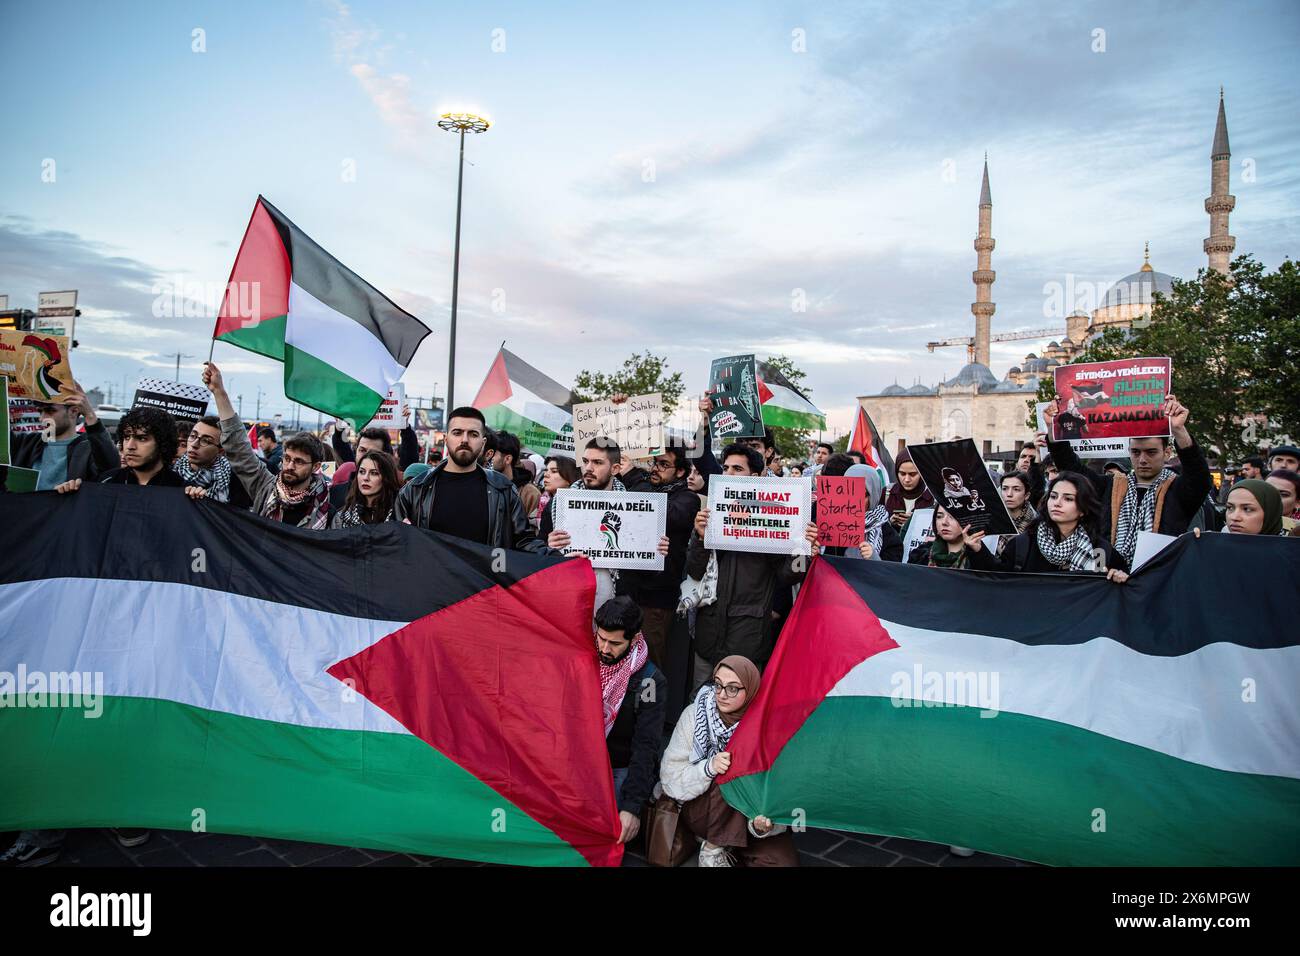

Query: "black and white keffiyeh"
left=1035, top=521, right=1098, bottom=572
left=690, top=683, right=738, bottom=765
left=173, top=455, right=232, bottom=503
left=862, top=504, right=889, bottom=559
left=1113, top=468, right=1176, bottom=561
left=333, top=503, right=394, bottom=527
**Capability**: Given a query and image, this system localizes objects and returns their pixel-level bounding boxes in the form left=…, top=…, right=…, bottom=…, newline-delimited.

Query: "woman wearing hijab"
left=884, top=449, right=935, bottom=530
left=660, top=655, right=798, bottom=867
left=838, top=464, right=904, bottom=561
left=1224, top=479, right=1285, bottom=536
left=968, top=471, right=1130, bottom=581
left=906, top=505, right=986, bottom=568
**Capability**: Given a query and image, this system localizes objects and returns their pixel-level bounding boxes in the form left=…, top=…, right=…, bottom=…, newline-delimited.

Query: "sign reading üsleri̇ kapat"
left=553, top=488, right=667, bottom=571
left=1051, top=357, right=1172, bottom=442
left=705, top=475, right=812, bottom=555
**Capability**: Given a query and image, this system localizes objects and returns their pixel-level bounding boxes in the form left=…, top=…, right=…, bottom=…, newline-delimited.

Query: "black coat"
left=967, top=530, right=1130, bottom=574
left=393, top=462, right=547, bottom=552
left=686, top=531, right=805, bottom=669
left=623, top=483, right=701, bottom=610
left=8, top=421, right=119, bottom=484
left=606, top=660, right=667, bottom=814
left=1047, top=439, right=1213, bottom=540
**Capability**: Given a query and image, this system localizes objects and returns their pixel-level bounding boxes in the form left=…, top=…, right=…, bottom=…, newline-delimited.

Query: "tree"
left=572, top=351, right=685, bottom=414
left=1028, top=255, right=1299, bottom=465
left=760, top=354, right=819, bottom=463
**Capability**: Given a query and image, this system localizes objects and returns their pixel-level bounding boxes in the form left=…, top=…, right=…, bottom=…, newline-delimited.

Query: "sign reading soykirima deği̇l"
left=553, top=489, right=666, bottom=570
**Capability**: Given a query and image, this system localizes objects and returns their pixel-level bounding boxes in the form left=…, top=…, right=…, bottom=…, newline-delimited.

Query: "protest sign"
left=901, top=507, right=936, bottom=557
left=132, top=378, right=210, bottom=423
left=572, top=393, right=664, bottom=461
left=1051, top=357, right=1171, bottom=442
left=414, top=407, right=444, bottom=432
left=815, top=474, right=866, bottom=548
left=0, top=464, right=39, bottom=493
left=907, top=438, right=1016, bottom=535
left=705, top=475, right=812, bottom=555
left=0, top=378, right=8, bottom=464
left=1035, top=403, right=1128, bottom=459
left=364, top=384, right=407, bottom=429
left=553, top=488, right=666, bottom=570
left=6, top=397, right=43, bottom=435
left=0, top=329, right=76, bottom=404
left=1132, top=531, right=1177, bottom=571
left=707, top=354, right=764, bottom=439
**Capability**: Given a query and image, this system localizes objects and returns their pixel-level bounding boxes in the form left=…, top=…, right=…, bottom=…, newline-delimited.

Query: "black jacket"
left=393, top=461, right=546, bottom=552
left=686, top=531, right=805, bottom=669
left=330, top=427, right=420, bottom=510
left=1048, top=438, right=1213, bottom=540
left=967, top=530, right=1130, bottom=574
left=623, top=482, right=701, bottom=610
left=8, top=421, right=119, bottom=484
left=606, top=660, right=667, bottom=814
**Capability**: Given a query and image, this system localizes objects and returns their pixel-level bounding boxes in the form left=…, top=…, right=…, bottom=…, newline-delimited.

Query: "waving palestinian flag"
left=720, top=542, right=1300, bottom=866
left=212, top=196, right=431, bottom=429
left=474, top=346, right=576, bottom=457
left=0, top=485, right=621, bottom=866
left=756, top=361, right=825, bottom=431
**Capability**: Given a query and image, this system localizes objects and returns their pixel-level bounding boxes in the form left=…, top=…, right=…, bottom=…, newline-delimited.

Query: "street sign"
left=37, top=290, right=78, bottom=316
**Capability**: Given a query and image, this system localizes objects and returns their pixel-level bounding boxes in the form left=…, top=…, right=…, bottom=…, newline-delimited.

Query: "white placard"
left=554, top=488, right=666, bottom=570
left=572, top=393, right=664, bottom=460
left=1131, top=530, right=1177, bottom=571
left=705, top=475, right=812, bottom=555
left=1036, top=402, right=1128, bottom=459
left=902, top=507, right=935, bottom=557
left=37, top=290, right=77, bottom=315
left=365, top=384, right=406, bottom=429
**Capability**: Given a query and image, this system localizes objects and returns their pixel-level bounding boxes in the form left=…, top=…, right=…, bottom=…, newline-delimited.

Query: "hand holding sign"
left=815, top=475, right=866, bottom=547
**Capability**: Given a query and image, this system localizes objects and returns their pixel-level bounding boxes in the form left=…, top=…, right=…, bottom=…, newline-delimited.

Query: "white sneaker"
left=698, top=841, right=735, bottom=867
left=948, top=845, right=976, bottom=857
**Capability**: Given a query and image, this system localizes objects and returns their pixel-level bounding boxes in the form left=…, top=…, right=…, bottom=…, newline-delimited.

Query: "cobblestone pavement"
left=24, top=827, right=1032, bottom=868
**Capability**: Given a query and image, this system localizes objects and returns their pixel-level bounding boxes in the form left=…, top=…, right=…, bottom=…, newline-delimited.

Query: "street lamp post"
left=436, top=110, right=490, bottom=412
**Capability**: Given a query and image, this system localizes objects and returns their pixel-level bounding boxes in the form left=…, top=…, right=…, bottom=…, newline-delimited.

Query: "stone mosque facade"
left=861, top=93, right=1237, bottom=460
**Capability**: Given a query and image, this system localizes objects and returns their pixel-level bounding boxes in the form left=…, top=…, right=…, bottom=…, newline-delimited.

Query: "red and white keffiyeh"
left=599, top=633, right=648, bottom=737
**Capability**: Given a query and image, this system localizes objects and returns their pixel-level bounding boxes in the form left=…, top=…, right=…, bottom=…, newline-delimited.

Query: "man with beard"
left=52, top=405, right=186, bottom=492
left=7, top=379, right=118, bottom=489
left=395, top=406, right=545, bottom=551
left=172, top=415, right=250, bottom=507
left=199, top=363, right=332, bottom=528
left=594, top=597, right=666, bottom=844
left=544, top=439, right=669, bottom=614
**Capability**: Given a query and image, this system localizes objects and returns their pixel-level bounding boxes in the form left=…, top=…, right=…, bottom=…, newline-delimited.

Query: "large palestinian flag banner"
left=720, top=539, right=1300, bottom=866
left=756, top=361, right=825, bottom=432
left=211, top=196, right=431, bottom=429
left=0, top=485, right=621, bottom=867
left=473, top=346, right=576, bottom=457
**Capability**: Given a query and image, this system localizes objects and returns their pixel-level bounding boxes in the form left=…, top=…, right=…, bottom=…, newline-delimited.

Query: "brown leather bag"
left=642, top=795, right=698, bottom=867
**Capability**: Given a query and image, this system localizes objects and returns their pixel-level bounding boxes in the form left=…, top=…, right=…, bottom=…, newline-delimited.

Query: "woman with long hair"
left=330, top=450, right=400, bottom=527
left=970, top=471, right=1129, bottom=581
left=538, top=455, right=580, bottom=524
left=660, top=655, right=797, bottom=867
left=906, top=504, right=986, bottom=568
left=1265, top=469, right=1300, bottom=531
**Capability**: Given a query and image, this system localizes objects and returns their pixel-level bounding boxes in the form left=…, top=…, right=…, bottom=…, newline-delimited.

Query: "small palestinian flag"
left=0, top=485, right=621, bottom=866
left=720, top=541, right=1300, bottom=865
left=473, top=346, right=576, bottom=457
left=846, top=404, right=895, bottom=484
left=756, top=361, right=825, bottom=431
left=212, top=197, right=431, bottom=429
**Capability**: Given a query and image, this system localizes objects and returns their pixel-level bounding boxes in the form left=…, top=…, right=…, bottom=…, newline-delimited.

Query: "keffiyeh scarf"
left=862, top=504, right=889, bottom=559
left=335, top=503, right=394, bottom=527
left=1035, top=521, right=1097, bottom=572
left=1113, top=468, right=1175, bottom=561
left=174, top=455, right=231, bottom=503
left=690, top=682, right=738, bottom=765
left=997, top=504, right=1038, bottom=557
left=599, top=634, right=648, bottom=737
left=266, top=471, right=332, bottom=529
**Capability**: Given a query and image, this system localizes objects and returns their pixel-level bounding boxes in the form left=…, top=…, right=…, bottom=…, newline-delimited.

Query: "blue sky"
left=2, top=0, right=1297, bottom=434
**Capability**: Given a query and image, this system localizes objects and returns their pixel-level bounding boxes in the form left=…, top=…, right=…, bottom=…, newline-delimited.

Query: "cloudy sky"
left=2, top=0, right=1297, bottom=434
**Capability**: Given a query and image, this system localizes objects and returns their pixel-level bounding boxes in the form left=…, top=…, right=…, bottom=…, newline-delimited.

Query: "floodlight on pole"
left=437, top=110, right=491, bottom=412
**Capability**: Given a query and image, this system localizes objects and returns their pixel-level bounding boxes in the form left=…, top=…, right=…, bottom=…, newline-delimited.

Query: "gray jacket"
left=219, top=415, right=326, bottom=526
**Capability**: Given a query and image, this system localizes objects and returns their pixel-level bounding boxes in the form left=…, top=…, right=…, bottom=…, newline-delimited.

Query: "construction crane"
left=926, top=327, right=1066, bottom=364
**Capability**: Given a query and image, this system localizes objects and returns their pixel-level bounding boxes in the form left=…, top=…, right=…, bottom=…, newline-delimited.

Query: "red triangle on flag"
left=472, top=348, right=512, bottom=409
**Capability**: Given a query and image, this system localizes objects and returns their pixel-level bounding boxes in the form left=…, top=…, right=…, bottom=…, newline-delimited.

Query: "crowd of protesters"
left=3, top=365, right=1297, bottom=869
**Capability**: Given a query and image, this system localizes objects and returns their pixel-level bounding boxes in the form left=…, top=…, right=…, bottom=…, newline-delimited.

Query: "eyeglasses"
left=187, top=433, right=219, bottom=449
left=652, top=459, right=677, bottom=471
left=282, top=455, right=314, bottom=468
left=711, top=681, right=744, bottom=699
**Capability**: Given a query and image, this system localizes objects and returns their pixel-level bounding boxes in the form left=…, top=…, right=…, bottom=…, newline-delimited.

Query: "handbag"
left=642, top=794, right=698, bottom=867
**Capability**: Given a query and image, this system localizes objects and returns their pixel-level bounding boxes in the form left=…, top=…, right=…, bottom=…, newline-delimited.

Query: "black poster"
left=706, top=354, right=764, bottom=440
left=906, top=438, right=1016, bottom=535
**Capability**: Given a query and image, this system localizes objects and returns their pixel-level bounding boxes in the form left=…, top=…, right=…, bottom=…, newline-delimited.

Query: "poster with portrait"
left=705, top=475, right=812, bottom=555
left=553, top=488, right=666, bottom=570
left=906, top=439, right=1016, bottom=535
left=1035, top=402, right=1128, bottom=459
left=706, top=354, right=764, bottom=440
left=1051, top=358, right=1171, bottom=442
